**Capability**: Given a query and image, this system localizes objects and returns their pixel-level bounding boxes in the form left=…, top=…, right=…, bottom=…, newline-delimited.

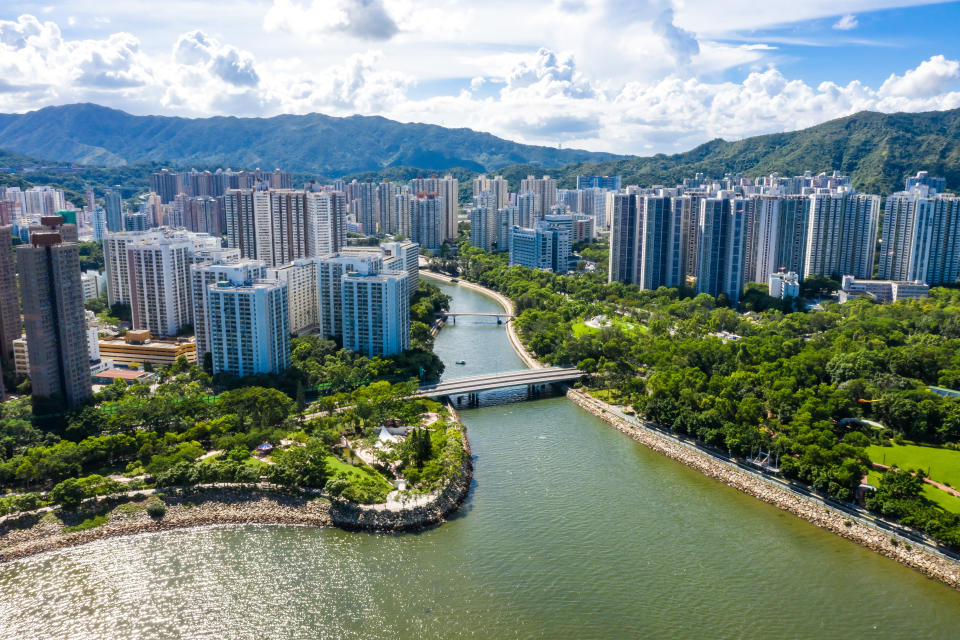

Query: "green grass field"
left=866, top=469, right=960, bottom=514
left=866, top=443, right=960, bottom=488
left=325, top=455, right=394, bottom=492
left=572, top=316, right=648, bottom=337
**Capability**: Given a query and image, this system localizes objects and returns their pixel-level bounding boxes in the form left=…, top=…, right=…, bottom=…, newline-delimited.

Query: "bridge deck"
left=416, top=367, right=584, bottom=397
left=435, top=311, right=515, bottom=317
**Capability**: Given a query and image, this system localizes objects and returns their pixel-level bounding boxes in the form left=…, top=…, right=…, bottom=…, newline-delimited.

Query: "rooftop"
left=93, top=368, right=150, bottom=381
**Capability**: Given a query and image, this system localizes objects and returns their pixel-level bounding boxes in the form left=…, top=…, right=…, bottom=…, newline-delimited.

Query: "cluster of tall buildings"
left=101, top=224, right=418, bottom=379
left=468, top=174, right=603, bottom=272
left=335, top=175, right=458, bottom=248
left=224, top=187, right=346, bottom=267
left=0, top=186, right=67, bottom=223
left=149, top=168, right=293, bottom=203
left=609, top=170, right=959, bottom=303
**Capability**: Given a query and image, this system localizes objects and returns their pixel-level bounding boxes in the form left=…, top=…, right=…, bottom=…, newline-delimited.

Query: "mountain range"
left=1, top=104, right=959, bottom=198
left=0, top=104, right=619, bottom=175
left=535, top=108, right=960, bottom=195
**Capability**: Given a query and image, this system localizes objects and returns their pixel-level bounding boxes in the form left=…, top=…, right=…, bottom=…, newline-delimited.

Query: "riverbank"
left=433, top=269, right=960, bottom=590
left=567, top=389, right=960, bottom=590
left=420, top=269, right=541, bottom=369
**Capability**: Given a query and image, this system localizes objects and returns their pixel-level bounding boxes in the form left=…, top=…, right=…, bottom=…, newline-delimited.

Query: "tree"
left=410, top=321, right=434, bottom=350
left=411, top=428, right=432, bottom=469
left=216, top=387, right=293, bottom=428
left=269, top=438, right=328, bottom=488
left=78, top=241, right=104, bottom=272
left=50, top=477, right=85, bottom=509
left=296, top=381, right=306, bottom=424
left=84, top=296, right=108, bottom=314
left=109, top=302, right=132, bottom=322
left=800, top=275, right=840, bottom=298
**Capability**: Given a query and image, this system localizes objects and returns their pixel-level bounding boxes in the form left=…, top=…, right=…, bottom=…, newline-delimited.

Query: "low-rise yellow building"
left=98, top=330, right=197, bottom=368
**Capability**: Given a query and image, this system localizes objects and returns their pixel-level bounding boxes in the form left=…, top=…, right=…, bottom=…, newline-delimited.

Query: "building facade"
left=208, top=280, right=290, bottom=376
left=341, top=271, right=409, bottom=357
left=18, top=222, right=93, bottom=407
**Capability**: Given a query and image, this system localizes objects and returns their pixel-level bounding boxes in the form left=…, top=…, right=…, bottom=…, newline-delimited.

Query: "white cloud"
left=879, top=54, right=960, bottom=97
left=2, top=11, right=960, bottom=158
left=268, top=50, right=411, bottom=113
left=504, top=48, right=595, bottom=99
left=653, top=8, right=699, bottom=66
left=264, top=0, right=399, bottom=41
left=387, top=55, right=960, bottom=154
left=832, top=14, right=858, bottom=30
left=173, top=30, right=260, bottom=87
left=0, top=14, right=154, bottom=97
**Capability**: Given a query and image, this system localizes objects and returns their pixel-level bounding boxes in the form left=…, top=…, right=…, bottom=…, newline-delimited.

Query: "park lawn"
left=866, top=442, right=960, bottom=489
left=325, top=455, right=394, bottom=492
left=866, top=470, right=960, bottom=515
left=572, top=316, right=648, bottom=337
left=589, top=388, right=630, bottom=406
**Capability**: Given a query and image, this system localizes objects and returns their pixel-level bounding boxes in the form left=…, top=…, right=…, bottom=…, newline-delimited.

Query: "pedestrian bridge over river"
left=415, top=367, right=585, bottom=399
left=434, top=311, right=515, bottom=324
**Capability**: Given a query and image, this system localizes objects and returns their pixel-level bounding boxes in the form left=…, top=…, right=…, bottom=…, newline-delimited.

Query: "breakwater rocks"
left=566, top=388, right=960, bottom=591
left=0, top=487, right=332, bottom=563
left=330, top=431, right=473, bottom=532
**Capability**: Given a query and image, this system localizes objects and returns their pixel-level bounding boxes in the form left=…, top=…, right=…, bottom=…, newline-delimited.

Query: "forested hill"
left=528, top=109, right=960, bottom=195
left=3, top=106, right=959, bottom=198
left=0, top=103, right=621, bottom=175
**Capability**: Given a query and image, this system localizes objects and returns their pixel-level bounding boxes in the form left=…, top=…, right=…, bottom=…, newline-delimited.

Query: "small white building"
left=769, top=271, right=800, bottom=299
left=12, top=336, right=28, bottom=377
left=81, top=270, right=105, bottom=301
left=839, top=276, right=930, bottom=304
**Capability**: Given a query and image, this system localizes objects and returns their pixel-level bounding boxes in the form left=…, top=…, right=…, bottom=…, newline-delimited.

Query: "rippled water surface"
left=2, top=279, right=959, bottom=639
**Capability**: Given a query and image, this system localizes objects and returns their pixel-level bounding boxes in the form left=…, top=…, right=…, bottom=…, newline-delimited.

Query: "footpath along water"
left=0, top=279, right=959, bottom=639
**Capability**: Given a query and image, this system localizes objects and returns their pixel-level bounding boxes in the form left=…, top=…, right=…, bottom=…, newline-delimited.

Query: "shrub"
left=64, top=513, right=108, bottom=532
left=50, top=478, right=86, bottom=510
left=146, top=501, right=166, bottom=518
left=0, top=493, right=43, bottom=516
left=323, top=475, right=351, bottom=497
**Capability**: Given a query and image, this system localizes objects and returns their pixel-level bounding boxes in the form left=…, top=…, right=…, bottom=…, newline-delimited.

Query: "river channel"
left=0, top=278, right=958, bottom=638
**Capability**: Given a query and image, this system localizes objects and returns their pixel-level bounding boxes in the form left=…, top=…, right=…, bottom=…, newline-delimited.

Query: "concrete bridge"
left=434, top=311, right=515, bottom=324
left=416, top=367, right=585, bottom=401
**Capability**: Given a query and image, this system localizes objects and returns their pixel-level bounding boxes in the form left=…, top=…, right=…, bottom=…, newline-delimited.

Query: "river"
left=1, top=279, right=958, bottom=638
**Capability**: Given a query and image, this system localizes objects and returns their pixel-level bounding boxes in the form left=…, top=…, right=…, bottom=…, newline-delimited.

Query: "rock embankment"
left=1, top=427, right=475, bottom=560
left=329, top=428, right=473, bottom=532
left=567, top=388, right=960, bottom=591
left=0, top=487, right=331, bottom=563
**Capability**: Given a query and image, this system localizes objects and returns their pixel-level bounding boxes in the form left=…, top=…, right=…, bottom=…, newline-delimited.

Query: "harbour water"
left=1, top=279, right=958, bottom=638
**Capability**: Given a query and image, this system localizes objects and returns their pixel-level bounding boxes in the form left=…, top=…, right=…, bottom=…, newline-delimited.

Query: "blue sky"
left=0, top=1, right=958, bottom=155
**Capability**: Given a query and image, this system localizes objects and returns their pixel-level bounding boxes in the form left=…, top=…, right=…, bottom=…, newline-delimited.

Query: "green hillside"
left=3, top=106, right=959, bottom=203
left=534, top=109, right=960, bottom=195
left=0, top=104, right=620, bottom=175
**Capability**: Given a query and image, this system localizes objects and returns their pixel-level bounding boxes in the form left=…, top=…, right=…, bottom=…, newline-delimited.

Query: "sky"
left=1, top=0, right=959, bottom=155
